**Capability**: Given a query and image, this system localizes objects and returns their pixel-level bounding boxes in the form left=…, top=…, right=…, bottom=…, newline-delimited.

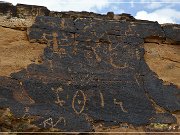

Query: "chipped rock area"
left=0, top=1, right=179, bottom=133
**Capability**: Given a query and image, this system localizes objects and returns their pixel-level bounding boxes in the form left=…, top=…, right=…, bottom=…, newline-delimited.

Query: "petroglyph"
left=90, top=42, right=129, bottom=69
left=54, top=117, right=66, bottom=127
left=92, top=46, right=102, bottom=62
left=72, top=90, right=86, bottom=115
left=99, top=91, right=104, bottom=108
left=52, top=32, right=67, bottom=55
left=108, top=43, right=129, bottom=69
left=52, top=87, right=65, bottom=107
left=0, top=6, right=179, bottom=131
left=42, top=117, right=66, bottom=128
left=109, top=58, right=128, bottom=69
left=114, top=99, right=128, bottom=113
left=42, top=118, right=54, bottom=128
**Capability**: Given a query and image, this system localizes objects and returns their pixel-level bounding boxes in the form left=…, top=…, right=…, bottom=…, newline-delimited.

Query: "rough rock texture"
left=16, top=4, right=50, bottom=19
left=0, top=2, right=179, bottom=132
left=0, top=15, right=35, bottom=30
left=0, top=26, right=46, bottom=76
left=162, top=24, right=180, bottom=44
left=144, top=42, right=180, bottom=88
left=0, top=1, right=16, bottom=16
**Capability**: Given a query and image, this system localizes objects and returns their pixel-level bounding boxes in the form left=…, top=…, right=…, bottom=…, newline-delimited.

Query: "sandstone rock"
left=0, top=1, right=16, bottom=17
left=16, top=4, right=50, bottom=18
left=162, top=24, right=180, bottom=44
left=0, top=26, right=46, bottom=76
left=144, top=42, right=180, bottom=88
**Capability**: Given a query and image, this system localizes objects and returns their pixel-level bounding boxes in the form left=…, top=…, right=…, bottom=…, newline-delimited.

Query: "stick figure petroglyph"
left=52, top=87, right=65, bottom=107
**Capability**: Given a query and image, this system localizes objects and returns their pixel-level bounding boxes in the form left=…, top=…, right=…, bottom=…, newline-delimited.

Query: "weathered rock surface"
left=0, top=1, right=16, bottom=16
left=144, top=42, right=180, bottom=88
left=0, top=1, right=179, bottom=132
left=162, top=24, right=180, bottom=44
left=0, top=26, right=46, bottom=76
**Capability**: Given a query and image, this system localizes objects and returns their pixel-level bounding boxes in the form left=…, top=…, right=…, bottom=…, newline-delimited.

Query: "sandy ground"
left=0, top=26, right=46, bottom=76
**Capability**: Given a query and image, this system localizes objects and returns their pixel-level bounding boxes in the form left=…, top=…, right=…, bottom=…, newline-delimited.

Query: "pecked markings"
left=0, top=16, right=179, bottom=131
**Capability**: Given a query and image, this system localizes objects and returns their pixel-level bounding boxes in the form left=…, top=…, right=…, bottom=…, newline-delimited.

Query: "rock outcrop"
left=0, top=1, right=179, bottom=132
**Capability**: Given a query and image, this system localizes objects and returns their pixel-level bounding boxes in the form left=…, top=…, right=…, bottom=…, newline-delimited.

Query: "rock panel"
left=0, top=2, right=179, bottom=132
left=16, top=4, right=50, bottom=18
left=162, top=24, right=180, bottom=44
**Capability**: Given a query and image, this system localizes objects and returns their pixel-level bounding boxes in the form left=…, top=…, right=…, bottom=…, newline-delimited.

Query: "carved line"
left=54, top=117, right=66, bottom=127
left=72, top=90, right=86, bottom=115
left=55, top=93, right=65, bottom=106
left=99, top=91, right=104, bottom=108
left=114, top=99, right=128, bottom=113
left=22, top=107, right=30, bottom=118
left=43, top=118, right=53, bottom=128
left=43, top=117, right=66, bottom=128
left=83, top=42, right=130, bottom=69
left=110, top=57, right=128, bottom=69
left=134, top=75, right=140, bottom=87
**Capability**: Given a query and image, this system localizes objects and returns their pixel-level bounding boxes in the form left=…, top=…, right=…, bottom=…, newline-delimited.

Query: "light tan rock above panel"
left=0, top=26, right=46, bottom=76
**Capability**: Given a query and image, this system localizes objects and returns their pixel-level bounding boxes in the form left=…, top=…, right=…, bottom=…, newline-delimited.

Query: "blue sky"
left=4, top=0, right=180, bottom=24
